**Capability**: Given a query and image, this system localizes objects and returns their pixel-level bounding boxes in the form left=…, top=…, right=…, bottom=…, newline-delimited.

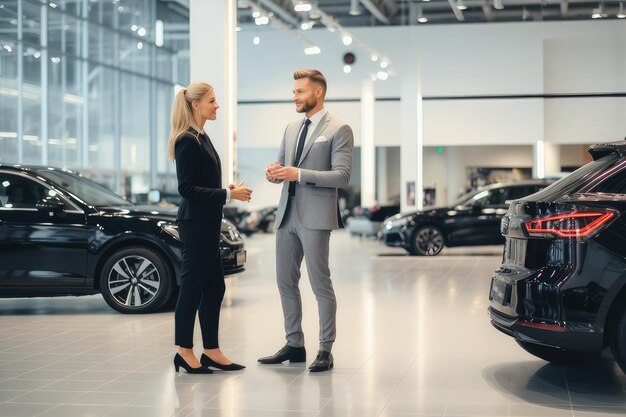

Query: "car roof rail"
left=587, top=140, right=626, bottom=161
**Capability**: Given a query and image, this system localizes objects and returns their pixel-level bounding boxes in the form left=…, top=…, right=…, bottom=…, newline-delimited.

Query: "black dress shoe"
left=308, top=351, right=333, bottom=372
left=258, top=344, right=306, bottom=364
left=173, top=353, right=214, bottom=374
left=201, top=354, right=245, bottom=371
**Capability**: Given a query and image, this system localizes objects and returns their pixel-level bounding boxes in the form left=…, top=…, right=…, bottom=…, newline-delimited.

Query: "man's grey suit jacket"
left=274, top=112, right=354, bottom=230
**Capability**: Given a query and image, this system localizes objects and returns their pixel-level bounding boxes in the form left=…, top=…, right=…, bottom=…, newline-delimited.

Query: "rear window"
left=586, top=159, right=626, bottom=194
left=530, top=154, right=619, bottom=200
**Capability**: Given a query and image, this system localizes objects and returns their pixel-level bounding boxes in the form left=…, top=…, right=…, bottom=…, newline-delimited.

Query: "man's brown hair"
left=294, top=69, right=327, bottom=98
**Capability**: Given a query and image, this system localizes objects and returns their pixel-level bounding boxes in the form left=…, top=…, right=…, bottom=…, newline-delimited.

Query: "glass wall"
left=0, top=0, right=189, bottom=199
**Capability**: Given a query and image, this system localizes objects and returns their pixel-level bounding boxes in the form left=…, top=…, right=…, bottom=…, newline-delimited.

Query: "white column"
left=400, top=50, right=424, bottom=213
left=360, top=80, right=376, bottom=208
left=189, top=0, right=237, bottom=185
left=544, top=141, right=561, bottom=177
left=533, top=140, right=544, bottom=179
left=376, top=147, right=388, bottom=203
left=533, top=140, right=561, bottom=179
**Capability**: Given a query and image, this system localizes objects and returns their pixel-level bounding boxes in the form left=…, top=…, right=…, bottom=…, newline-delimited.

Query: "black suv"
left=382, top=180, right=553, bottom=255
left=0, top=165, right=246, bottom=314
left=488, top=141, right=626, bottom=372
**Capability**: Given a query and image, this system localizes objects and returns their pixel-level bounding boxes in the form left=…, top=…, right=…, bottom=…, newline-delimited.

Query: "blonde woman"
left=168, top=82, right=252, bottom=373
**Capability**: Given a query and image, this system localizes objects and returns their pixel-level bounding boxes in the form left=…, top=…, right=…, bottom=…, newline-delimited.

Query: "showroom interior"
left=1, top=0, right=626, bottom=416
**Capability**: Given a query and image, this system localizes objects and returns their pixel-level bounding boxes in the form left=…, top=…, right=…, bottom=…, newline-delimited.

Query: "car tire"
left=100, top=246, right=174, bottom=314
left=611, top=306, right=626, bottom=373
left=517, top=340, right=599, bottom=365
left=410, top=225, right=445, bottom=256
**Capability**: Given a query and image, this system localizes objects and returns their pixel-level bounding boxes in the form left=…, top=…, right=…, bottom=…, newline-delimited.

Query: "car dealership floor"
left=1, top=232, right=625, bottom=417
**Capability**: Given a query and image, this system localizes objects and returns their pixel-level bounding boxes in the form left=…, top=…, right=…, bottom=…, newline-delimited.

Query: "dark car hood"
left=97, top=205, right=235, bottom=232
left=394, top=206, right=452, bottom=219
left=97, top=205, right=178, bottom=222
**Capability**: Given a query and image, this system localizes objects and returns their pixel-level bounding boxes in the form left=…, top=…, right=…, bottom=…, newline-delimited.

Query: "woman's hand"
left=229, top=180, right=253, bottom=202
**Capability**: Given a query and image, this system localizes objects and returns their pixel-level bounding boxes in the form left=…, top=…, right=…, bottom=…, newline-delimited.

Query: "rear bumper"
left=488, top=306, right=603, bottom=353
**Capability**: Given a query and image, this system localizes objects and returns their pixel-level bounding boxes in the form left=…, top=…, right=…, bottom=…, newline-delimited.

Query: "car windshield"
left=451, top=188, right=491, bottom=207
left=36, top=169, right=133, bottom=207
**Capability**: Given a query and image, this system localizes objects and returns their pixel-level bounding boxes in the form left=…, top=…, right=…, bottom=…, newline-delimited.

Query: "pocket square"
left=314, top=136, right=328, bottom=143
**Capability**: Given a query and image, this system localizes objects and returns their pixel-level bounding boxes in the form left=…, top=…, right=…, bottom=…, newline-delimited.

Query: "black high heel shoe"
left=201, top=354, right=245, bottom=371
left=174, top=353, right=214, bottom=374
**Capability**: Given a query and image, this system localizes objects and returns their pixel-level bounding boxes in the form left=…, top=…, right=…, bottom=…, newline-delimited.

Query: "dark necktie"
left=288, top=119, right=311, bottom=196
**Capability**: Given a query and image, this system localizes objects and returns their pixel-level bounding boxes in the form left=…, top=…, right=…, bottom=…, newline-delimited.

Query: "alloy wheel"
left=413, top=226, right=445, bottom=256
left=107, top=255, right=161, bottom=308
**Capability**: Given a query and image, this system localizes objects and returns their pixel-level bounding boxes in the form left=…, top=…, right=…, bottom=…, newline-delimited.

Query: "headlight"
left=385, top=217, right=408, bottom=230
left=162, top=224, right=180, bottom=240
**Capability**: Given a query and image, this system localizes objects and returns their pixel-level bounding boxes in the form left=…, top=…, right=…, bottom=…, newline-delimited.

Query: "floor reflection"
left=483, top=356, right=626, bottom=414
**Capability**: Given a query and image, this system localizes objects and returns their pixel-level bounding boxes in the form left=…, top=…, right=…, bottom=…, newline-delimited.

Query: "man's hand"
left=266, top=162, right=283, bottom=183
left=267, top=165, right=299, bottom=182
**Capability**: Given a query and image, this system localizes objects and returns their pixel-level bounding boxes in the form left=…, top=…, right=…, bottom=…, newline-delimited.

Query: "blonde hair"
left=294, top=69, right=327, bottom=99
left=168, top=82, right=214, bottom=160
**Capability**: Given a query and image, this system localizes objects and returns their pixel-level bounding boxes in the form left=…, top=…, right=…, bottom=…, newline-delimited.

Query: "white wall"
left=231, top=19, right=626, bottom=209
left=235, top=20, right=626, bottom=150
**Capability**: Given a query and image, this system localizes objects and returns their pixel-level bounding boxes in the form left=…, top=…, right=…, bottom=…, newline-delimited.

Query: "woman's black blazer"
left=175, top=128, right=226, bottom=222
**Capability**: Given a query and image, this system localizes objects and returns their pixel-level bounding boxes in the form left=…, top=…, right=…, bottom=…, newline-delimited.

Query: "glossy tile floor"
left=1, top=231, right=626, bottom=417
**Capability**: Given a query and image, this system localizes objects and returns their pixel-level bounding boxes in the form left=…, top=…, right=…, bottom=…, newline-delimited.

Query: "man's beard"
left=297, top=97, right=317, bottom=113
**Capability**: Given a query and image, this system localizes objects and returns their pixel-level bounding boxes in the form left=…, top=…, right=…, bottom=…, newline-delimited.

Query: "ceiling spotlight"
left=131, top=24, right=138, bottom=31
left=370, top=54, right=379, bottom=62
left=417, top=6, right=428, bottom=23
left=457, top=0, right=468, bottom=10
left=301, top=21, right=314, bottom=30
left=377, top=71, right=389, bottom=81
left=343, top=65, right=352, bottom=74
left=255, top=16, right=270, bottom=25
left=591, top=2, right=606, bottom=18
left=380, top=61, right=389, bottom=69
left=294, top=0, right=312, bottom=12
left=618, top=2, right=625, bottom=18
left=304, top=46, right=321, bottom=55
left=137, top=27, right=146, bottom=36
left=349, top=0, right=362, bottom=15
left=342, top=35, right=353, bottom=45
left=252, top=10, right=261, bottom=18
left=253, top=36, right=260, bottom=45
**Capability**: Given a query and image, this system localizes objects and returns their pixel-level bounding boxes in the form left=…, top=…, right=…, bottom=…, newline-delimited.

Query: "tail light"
left=523, top=210, right=615, bottom=238
left=516, top=319, right=566, bottom=332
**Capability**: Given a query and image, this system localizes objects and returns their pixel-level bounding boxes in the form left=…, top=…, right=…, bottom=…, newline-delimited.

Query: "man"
left=259, top=69, right=354, bottom=372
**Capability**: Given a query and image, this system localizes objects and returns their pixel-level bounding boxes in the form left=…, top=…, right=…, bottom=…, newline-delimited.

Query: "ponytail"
left=167, top=83, right=213, bottom=160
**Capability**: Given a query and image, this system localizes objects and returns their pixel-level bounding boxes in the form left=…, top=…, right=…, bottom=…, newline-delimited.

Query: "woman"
left=168, top=82, right=252, bottom=373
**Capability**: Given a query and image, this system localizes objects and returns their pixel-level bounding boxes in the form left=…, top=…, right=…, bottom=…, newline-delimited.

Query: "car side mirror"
left=36, top=199, right=65, bottom=217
